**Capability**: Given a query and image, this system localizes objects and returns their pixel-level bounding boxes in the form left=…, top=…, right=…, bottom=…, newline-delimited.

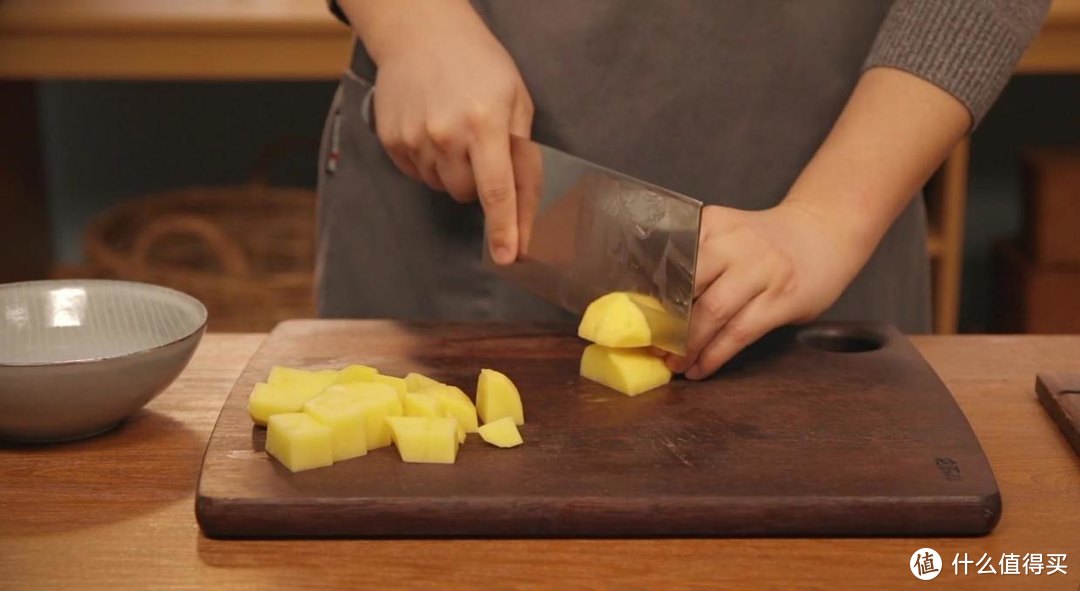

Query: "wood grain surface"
left=2, top=331, right=1078, bottom=590
left=197, top=321, right=1000, bottom=538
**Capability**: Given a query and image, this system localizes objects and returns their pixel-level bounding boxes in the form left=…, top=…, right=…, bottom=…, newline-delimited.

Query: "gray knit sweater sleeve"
left=864, top=0, right=1051, bottom=126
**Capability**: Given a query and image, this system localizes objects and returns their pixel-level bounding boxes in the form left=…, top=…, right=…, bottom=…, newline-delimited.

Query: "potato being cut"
left=371, top=374, right=408, bottom=404
left=476, top=369, right=524, bottom=425
left=325, top=383, right=402, bottom=450
left=580, top=344, right=672, bottom=396
left=578, top=292, right=652, bottom=347
left=420, top=384, right=479, bottom=433
left=478, top=416, right=524, bottom=448
left=265, top=413, right=333, bottom=473
left=386, top=416, right=460, bottom=464
left=333, top=364, right=378, bottom=385
left=303, top=390, right=368, bottom=461
left=404, top=372, right=442, bottom=392
left=248, top=382, right=323, bottom=426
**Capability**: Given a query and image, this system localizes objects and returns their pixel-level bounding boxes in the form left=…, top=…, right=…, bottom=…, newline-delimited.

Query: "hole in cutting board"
left=796, top=325, right=886, bottom=353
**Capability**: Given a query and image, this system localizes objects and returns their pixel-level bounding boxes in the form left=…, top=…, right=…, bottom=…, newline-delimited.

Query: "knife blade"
left=487, top=137, right=703, bottom=355
left=359, top=87, right=702, bottom=354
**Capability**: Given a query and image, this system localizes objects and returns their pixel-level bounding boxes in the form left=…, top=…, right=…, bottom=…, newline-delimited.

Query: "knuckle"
left=400, top=126, right=424, bottom=151
left=724, top=321, right=754, bottom=348
left=425, top=120, right=460, bottom=150
left=479, top=183, right=514, bottom=208
left=464, top=103, right=495, bottom=130
left=697, top=294, right=730, bottom=323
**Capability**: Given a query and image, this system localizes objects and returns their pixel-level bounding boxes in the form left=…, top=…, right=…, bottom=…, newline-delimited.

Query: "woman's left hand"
left=667, top=201, right=870, bottom=380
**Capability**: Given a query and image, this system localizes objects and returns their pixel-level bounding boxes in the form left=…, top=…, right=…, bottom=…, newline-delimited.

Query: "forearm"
left=782, top=67, right=969, bottom=259
left=337, top=0, right=492, bottom=66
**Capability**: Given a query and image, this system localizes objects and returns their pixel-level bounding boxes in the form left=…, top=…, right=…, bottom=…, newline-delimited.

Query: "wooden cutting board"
left=196, top=320, right=1000, bottom=538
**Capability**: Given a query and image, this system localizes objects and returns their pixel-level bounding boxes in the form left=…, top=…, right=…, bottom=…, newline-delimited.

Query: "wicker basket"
left=85, top=155, right=317, bottom=332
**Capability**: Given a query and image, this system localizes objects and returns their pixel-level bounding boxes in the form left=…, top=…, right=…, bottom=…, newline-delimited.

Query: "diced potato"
left=403, top=392, right=444, bottom=417
left=477, top=416, right=524, bottom=448
left=578, top=292, right=652, bottom=347
left=265, top=413, right=334, bottom=473
left=333, top=364, right=378, bottom=384
left=404, top=372, right=442, bottom=392
left=476, top=368, right=524, bottom=426
left=580, top=344, right=672, bottom=396
left=325, top=383, right=402, bottom=450
left=267, top=366, right=338, bottom=392
left=248, top=381, right=323, bottom=426
left=420, top=384, right=479, bottom=433
left=372, top=374, right=408, bottom=404
left=386, top=416, right=460, bottom=464
left=303, top=390, right=368, bottom=461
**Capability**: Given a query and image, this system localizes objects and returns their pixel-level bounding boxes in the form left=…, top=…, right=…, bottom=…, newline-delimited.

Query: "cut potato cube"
left=303, top=390, right=368, bottom=461
left=578, top=292, right=652, bottom=347
left=404, top=372, right=442, bottom=392
left=324, top=383, right=402, bottom=450
left=333, top=364, right=378, bottom=384
left=580, top=344, right=672, bottom=396
left=386, top=416, right=459, bottom=464
left=403, top=392, right=444, bottom=418
left=420, top=384, right=479, bottom=433
left=267, top=366, right=338, bottom=393
left=372, top=374, right=408, bottom=404
left=248, top=381, right=323, bottom=426
left=478, top=416, right=524, bottom=448
left=265, top=413, right=333, bottom=473
left=476, top=368, right=524, bottom=426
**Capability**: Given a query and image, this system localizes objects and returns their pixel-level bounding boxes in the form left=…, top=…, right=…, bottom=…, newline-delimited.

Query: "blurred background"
left=1, top=0, right=1078, bottom=333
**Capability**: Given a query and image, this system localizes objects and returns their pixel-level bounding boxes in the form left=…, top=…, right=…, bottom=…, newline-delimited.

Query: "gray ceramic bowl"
left=0, top=279, right=207, bottom=442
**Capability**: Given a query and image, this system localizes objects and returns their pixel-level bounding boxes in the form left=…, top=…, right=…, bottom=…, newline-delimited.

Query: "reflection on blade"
left=485, top=137, right=703, bottom=355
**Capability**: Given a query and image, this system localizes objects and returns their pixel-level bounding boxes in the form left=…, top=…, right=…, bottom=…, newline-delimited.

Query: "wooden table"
left=1, top=333, right=1077, bottom=590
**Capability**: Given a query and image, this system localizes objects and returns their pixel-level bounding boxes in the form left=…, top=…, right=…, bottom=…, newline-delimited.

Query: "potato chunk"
left=386, top=416, right=460, bottom=464
left=420, top=384, right=479, bottom=433
left=325, top=383, right=402, bottom=450
left=371, top=374, right=408, bottom=404
left=580, top=344, right=672, bottom=396
left=248, top=382, right=322, bottom=426
left=303, top=390, right=368, bottom=461
left=478, top=417, right=524, bottom=448
left=265, top=413, right=334, bottom=473
left=403, top=392, right=444, bottom=418
left=267, top=367, right=338, bottom=397
left=332, top=364, right=378, bottom=384
left=404, top=372, right=442, bottom=392
left=476, top=369, right=524, bottom=426
left=578, top=292, right=652, bottom=347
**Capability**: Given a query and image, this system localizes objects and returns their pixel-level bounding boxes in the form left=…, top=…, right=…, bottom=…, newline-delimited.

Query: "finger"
left=509, top=89, right=534, bottom=139
left=511, top=138, right=542, bottom=256
left=684, top=295, right=781, bottom=380
left=669, top=264, right=769, bottom=373
left=435, top=149, right=476, bottom=203
left=385, top=146, right=423, bottom=183
left=409, top=145, right=445, bottom=192
left=470, top=129, right=518, bottom=265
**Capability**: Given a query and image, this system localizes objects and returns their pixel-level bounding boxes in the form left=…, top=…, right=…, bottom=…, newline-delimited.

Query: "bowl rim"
left=0, top=279, right=208, bottom=368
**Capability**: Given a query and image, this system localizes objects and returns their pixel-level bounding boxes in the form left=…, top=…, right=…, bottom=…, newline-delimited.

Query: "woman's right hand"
left=344, top=0, right=534, bottom=265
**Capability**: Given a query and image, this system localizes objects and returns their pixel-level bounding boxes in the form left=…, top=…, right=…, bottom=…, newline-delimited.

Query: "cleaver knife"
left=488, top=137, right=703, bottom=355
left=360, top=88, right=703, bottom=354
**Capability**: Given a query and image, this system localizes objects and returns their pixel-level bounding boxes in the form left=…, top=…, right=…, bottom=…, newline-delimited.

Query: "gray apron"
left=316, top=0, right=931, bottom=332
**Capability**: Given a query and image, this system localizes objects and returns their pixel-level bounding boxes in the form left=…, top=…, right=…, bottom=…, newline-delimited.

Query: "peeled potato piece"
left=371, top=374, right=408, bottom=404
left=478, top=417, right=524, bottom=448
left=386, top=416, right=460, bottom=464
left=580, top=344, right=672, bottom=396
left=248, top=382, right=322, bottom=426
left=577, top=292, right=653, bottom=347
left=476, top=369, right=524, bottom=426
left=420, top=384, right=479, bottom=433
left=325, top=383, right=402, bottom=450
left=303, top=389, right=368, bottom=461
left=404, top=372, right=442, bottom=392
left=333, top=364, right=378, bottom=384
left=265, top=413, right=334, bottom=473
